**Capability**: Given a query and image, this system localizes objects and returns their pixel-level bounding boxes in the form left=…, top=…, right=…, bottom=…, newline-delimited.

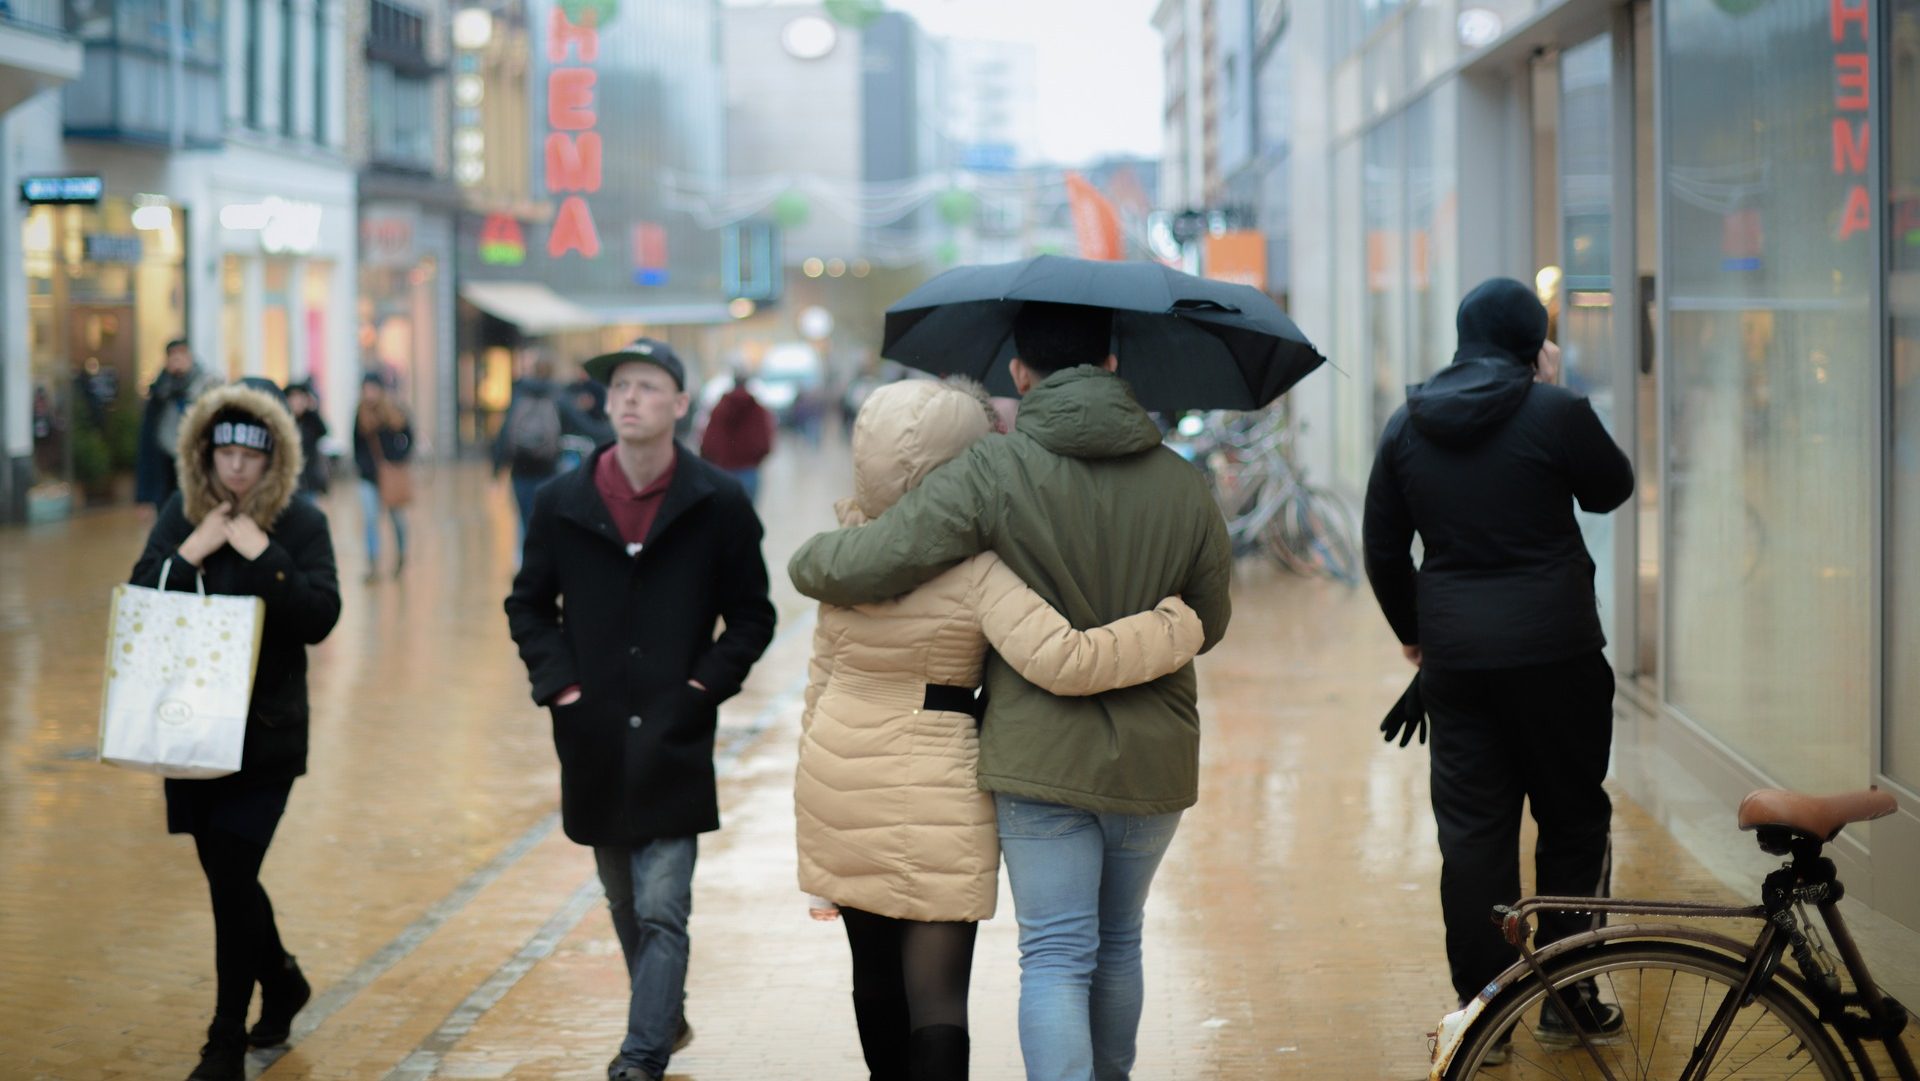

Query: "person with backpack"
left=494, top=357, right=569, bottom=545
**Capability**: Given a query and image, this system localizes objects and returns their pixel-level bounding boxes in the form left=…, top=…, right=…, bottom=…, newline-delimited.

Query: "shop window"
left=1662, top=0, right=1874, bottom=792
left=1884, top=0, right=1920, bottom=790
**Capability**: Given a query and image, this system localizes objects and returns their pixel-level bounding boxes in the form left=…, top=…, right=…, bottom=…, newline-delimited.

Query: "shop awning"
left=459, top=281, right=734, bottom=334
left=459, top=281, right=597, bottom=334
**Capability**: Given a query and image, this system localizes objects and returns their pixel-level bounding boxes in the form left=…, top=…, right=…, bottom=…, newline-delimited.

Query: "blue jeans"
left=357, top=479, right=408, bottom=565
left=511, top=474, right=546, bottom=548
left=723, top=467, right=759, bottom=503
left=594, top=838, right=697, bottom=1076
left=996, top=795, right=1183, bottom=1081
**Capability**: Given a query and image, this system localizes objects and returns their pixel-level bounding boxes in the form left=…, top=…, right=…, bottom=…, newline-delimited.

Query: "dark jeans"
left=594, top=838, right=697, bottom=1076
left=511, top=474, right=548, bottom=548
left=1423, top=652, right=1615, bottom=1004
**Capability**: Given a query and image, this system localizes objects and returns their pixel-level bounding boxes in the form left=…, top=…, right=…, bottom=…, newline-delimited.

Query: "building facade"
left=347, top=0, right=460, bottom=455
left=0, top=0, right=357, bottom=522
left=1193, top=0, right=1920, bottom=966
left=453, top=0, right=730, bottom=447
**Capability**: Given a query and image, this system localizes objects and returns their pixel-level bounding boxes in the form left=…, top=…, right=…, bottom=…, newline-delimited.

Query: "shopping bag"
left=98, top=560, right=264, bottom=779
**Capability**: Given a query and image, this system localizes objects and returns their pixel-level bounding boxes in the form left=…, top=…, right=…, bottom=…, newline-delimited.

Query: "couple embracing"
left=790, top=300, right=1235, bottom=1081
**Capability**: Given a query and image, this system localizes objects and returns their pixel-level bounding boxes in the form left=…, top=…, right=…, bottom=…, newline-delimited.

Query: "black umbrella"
left=881, top=254, right=1325, bottom=413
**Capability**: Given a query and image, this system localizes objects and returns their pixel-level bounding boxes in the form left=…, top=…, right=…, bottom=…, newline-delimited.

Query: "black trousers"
left=193, top=829, right=288, bottom=1023
left=840, top=907, right=976, bottom=1081
left=1422, top=652, right=1615, bottom=1005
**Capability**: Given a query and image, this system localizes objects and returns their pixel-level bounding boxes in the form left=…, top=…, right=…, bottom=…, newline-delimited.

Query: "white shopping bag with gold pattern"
left=98, top=560, right=264, bottom=779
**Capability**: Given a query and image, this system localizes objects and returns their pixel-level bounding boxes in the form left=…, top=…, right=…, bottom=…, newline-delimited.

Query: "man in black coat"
left=505, top=338, right=776, bottom=1081
left=1363, top=278, right=1634, bottom=1044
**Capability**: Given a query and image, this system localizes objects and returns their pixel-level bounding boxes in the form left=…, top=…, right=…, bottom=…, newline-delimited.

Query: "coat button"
left=629, top=715, right=642, bottom=729
left=275, top=572, right=286, bottom=581
left=629, top=646, right=641, bottom=657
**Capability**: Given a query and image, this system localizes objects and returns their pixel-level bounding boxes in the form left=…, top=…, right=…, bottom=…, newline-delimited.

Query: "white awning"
left=459, top=282, right=735, bottom=334
left=458, top=281, right=597, bottom=334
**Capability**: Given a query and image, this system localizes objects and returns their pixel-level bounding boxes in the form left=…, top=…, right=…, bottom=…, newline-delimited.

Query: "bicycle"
left=1430, top=787, right=1915, bottom=1080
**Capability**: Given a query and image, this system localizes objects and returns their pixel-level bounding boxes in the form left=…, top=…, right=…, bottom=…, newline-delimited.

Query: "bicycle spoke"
left=1710, top=1029, right=1807, bottom=1081
left=1602, top=970, right=1642, bottom=1079
left=1638, top=965, right=1678, bottom=1078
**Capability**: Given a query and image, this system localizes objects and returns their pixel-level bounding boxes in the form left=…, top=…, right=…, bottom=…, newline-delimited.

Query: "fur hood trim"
left=175, top=383, right=304, bottom=528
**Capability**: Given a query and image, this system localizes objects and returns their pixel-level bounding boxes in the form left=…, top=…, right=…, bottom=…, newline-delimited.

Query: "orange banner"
left=1204, top=231, right=1267, bottom=290
left=1065, top=172, right=1124, bottom=261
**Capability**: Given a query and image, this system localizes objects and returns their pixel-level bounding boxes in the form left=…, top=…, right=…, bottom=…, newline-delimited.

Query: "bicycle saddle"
left=1737, top=787, right=1898, bottom=842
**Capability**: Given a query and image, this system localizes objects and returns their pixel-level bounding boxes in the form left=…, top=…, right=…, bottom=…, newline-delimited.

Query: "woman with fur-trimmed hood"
left=792, top=378, right=1204, bottom=1080
left=128, top=382, right=341, bottom=1081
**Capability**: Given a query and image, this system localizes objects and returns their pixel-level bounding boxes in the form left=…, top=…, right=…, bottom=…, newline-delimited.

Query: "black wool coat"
left=505, top=443, right=777, bottom=846
left=129, top=388, right=343, bottom=787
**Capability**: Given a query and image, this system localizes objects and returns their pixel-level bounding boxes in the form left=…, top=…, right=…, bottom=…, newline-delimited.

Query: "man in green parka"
left=789, top=301, right=1233, bottom=1081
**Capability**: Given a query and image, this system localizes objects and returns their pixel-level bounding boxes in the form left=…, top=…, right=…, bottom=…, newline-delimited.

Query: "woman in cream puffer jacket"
left=793, top=378, right=1203, bottom=1080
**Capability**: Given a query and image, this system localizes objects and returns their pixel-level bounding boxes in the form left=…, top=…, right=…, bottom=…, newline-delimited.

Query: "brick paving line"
left=369, top=656, right=817, bottom=1081
left=244, top=610, right=819, bottom=1081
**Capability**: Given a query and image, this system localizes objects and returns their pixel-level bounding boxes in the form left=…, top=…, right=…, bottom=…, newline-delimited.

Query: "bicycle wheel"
left=1446, top=941, right=1848, bottom=1080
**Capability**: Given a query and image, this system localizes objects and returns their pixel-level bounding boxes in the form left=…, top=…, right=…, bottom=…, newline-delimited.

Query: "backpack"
left=508, top=393, right=562, bottom=469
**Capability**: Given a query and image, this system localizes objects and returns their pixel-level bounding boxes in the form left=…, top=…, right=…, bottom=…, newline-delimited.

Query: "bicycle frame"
left=1433, top=881, right=1918, bottom=1081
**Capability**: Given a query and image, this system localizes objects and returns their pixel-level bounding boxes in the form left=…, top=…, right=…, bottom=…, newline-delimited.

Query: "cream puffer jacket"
left=794, top=380, right=1205, bottom=922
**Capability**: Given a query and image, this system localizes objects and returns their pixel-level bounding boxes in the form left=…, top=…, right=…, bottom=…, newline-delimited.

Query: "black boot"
left=249, top=954, right=311, bottom=1047
left=185, top=1015, right=247, bottom=1081
left=907, top=1024, right=969, bottom=1081
left=851, top=989, right=910, bottom=1081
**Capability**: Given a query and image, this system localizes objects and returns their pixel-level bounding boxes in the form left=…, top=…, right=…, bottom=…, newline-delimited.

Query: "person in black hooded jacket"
left=1363, top=277, right=1633, bottom=1040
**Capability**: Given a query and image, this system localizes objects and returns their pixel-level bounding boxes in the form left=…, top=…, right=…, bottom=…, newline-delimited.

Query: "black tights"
left=841, top=907, right=976, bottom=1081
left=193, top=830, right=287, bottom=1023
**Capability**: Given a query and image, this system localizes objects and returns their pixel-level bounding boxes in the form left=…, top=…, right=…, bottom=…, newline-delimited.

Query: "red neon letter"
left=548, top=6, right=599, bottom=63
left=545, top=133, right=603, bottom=193
left=1831, top=0, right=1868, bottom=43
left=547, top=68, right=597, bottom=131
left=1832, top=119, right=1870, bottom=175
left=1838, top=185, right=1872, bottom=240
left=1835, top=53, right=1870, bottom=110
left=549, top=196, right=601, bottom=259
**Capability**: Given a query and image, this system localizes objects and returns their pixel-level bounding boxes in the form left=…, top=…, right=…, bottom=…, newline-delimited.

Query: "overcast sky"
left=725, top=0, right=1166, bottom=166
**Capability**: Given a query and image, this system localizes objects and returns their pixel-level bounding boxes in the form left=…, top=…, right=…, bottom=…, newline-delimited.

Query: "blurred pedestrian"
left=352, top=372, right=414, bottom=583
left=789, top=302, right=1234, bottom=1081
left=493, top=357, right=571, bottom=547
left=697, top=370, right=774, bottom=501
left=1362, top=277, right=1635, bottom=1049
left=563, top=376, right=614, bottom=470
left=504, top=338, right=776, bottom=1081
left=283, top=380, right=329, bottom=496
left=795, top=377, right=1205, bottom=1081
left=136, top=338, right=221, bottom=512
left=128, top=383, right=341, bottom=1081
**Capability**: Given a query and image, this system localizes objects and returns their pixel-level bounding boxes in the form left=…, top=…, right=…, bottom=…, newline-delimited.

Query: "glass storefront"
left=24, top=198, right=188, bottom=509
left=359, top=256, right=441, bottom=444
left=1662, top=0, right=1875, bottom=794
left=219, top=253, right=335, bottom=394
left=1885, top=0, right=1920, bottom=791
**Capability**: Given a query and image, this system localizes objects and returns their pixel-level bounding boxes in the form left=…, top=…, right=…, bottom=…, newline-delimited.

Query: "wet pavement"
left=0, top=438, right=1909, bottom=1079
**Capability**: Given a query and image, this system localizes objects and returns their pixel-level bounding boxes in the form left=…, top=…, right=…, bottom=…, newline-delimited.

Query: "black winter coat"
left=1363, top=351, right=1634, bottom=670
left=129, top=386, right=343, bottom=786
left=505, top=444, right=777, bottom=845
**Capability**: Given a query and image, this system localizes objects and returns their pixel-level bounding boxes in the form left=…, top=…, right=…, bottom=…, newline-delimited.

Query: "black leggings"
left=841, top=907, right=976, bottom=1081
left=193, top=830, right=287, bottom=1022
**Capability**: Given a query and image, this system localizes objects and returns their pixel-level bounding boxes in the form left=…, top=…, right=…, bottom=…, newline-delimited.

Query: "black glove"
left=1380, top=674, right=1427, bottom=747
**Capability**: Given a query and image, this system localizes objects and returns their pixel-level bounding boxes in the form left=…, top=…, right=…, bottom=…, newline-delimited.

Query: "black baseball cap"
left=583, top=338, right=687, bottom=390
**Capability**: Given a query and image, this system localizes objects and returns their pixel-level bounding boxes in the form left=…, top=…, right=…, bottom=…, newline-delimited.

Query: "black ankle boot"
left=249, top=954, right=311, bottom=1047
left=185, top=1015, right=247, bottom=1081
left=907, top=1024, right=970, bottom=1081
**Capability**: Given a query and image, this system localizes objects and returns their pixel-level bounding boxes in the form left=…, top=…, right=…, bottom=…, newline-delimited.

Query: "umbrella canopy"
left=881, top=255, right=1325, bottom=413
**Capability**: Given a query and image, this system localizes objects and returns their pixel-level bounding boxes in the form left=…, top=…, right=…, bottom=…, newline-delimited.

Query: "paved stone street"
left=0, top=439, right=1894, bottom=1080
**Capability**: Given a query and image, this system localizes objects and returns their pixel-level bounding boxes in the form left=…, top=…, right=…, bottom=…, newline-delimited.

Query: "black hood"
left=1456, top=276, right=1548, bottom=362
left=1406, top=355, right=1536, bottom=448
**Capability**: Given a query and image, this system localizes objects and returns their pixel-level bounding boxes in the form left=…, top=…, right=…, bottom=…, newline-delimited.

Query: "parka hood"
left=852, top=379, right=998, bottom=519
left=1014, top=367, right=1163, bottom=460
left=1405, top=355, right=1536, bottom=449
left=175, top=383, right=304, bottom=527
